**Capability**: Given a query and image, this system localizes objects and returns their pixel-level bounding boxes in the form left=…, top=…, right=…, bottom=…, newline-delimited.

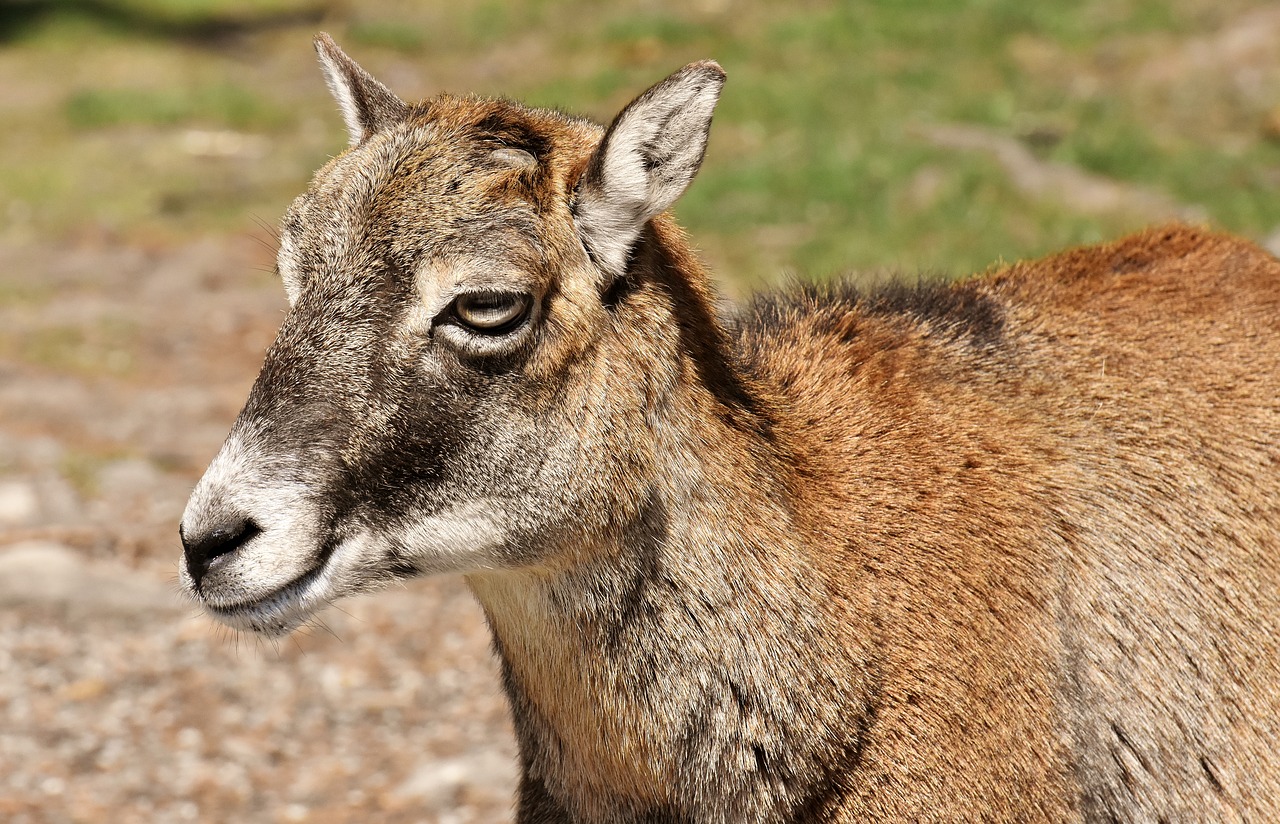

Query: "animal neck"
left=467, top=295, right=871, bottom=820
left=468, top=482, right=809, bottom=817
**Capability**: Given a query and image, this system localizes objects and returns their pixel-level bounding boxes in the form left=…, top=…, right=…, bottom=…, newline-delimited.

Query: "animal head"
left=179, top=35, right=726, bottom=635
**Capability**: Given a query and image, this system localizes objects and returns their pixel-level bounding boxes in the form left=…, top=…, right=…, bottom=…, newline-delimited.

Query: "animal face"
left=179, top=36, right=725, bottom=635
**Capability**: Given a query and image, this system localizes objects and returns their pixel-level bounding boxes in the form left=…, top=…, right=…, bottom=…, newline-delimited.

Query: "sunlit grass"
left=2, top=0, right=1277, bottom=285
left=65, top=84, right=283, bottom=130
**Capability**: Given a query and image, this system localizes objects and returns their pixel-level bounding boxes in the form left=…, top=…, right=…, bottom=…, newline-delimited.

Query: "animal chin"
left=204, top=563, right=330, bottom=636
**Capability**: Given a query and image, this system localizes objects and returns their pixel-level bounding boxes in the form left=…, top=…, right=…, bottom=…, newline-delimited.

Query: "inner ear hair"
left=573, top=60, right=726, bottom=280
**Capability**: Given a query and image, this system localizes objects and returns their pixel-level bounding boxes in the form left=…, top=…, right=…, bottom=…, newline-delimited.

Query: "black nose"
left=180, top=516, right=261, bottom=589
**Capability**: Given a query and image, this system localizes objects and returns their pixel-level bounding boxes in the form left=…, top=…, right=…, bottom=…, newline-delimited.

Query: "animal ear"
left=314, top=32, right=410, bottom=147
left=574, top=60, right=726, bottom=278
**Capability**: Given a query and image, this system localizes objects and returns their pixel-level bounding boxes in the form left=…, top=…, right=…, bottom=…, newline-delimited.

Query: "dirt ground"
left=0, top=235, right=519, bottom=823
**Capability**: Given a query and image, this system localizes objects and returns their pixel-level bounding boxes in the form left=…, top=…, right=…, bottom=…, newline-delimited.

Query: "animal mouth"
left=202, top=539, right=340, bottom=636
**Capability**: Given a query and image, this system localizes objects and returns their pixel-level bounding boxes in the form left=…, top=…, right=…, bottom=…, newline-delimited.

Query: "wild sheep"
left=180, top=34, right=1280, bottom=822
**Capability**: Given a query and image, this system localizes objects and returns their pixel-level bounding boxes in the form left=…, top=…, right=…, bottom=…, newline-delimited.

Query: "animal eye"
left=452, top=292, right=532, bottom=334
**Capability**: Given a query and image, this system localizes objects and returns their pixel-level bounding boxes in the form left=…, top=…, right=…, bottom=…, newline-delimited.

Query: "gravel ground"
left=0, top=236, right=518, bottom=823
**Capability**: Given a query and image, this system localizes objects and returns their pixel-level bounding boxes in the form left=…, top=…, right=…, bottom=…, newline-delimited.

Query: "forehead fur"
left=285, top=95, right=605, bottom=279
left=411, top=95, right=604, bottom=186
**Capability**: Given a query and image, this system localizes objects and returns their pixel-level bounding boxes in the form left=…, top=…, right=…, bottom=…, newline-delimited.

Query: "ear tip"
left=687, top=59, right=726, bottom=84
left=313, top=31, right=339, bottom=56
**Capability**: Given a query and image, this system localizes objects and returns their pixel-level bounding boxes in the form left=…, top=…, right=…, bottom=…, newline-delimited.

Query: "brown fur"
left=180, top=40, right=1280, bottom=823
left=480, top=223, right=1280, bottom=822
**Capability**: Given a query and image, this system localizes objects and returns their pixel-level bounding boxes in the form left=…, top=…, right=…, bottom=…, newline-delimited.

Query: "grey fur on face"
left=179, top=39, right=723, bottom=637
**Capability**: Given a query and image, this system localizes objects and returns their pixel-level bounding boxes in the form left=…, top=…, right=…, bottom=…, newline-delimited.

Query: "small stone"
left=60, top=678, right=108, bottom=702
left=0, top=541, right=183, bottom=619
left=0, top=480, right=39, bottom=524
left=392, top=751, right=517, bottom=806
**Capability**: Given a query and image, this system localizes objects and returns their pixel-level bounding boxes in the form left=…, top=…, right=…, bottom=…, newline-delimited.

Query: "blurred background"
left=1, top=0, right=1277, bottom=821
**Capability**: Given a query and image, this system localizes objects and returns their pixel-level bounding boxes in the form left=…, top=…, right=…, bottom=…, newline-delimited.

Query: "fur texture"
left=180, top=37, right=1280, bottom=822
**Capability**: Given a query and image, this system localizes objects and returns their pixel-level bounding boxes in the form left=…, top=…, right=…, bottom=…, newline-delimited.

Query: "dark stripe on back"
left=743, top=277, right=1007, bottom=352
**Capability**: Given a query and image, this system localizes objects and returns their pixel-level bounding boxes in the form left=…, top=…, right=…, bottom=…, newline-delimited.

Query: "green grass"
left=65, top=84, right=282, bottom=130
left=345, top=20, right=426, bottom=54
left=2, top=0, right=1278, bottom=284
